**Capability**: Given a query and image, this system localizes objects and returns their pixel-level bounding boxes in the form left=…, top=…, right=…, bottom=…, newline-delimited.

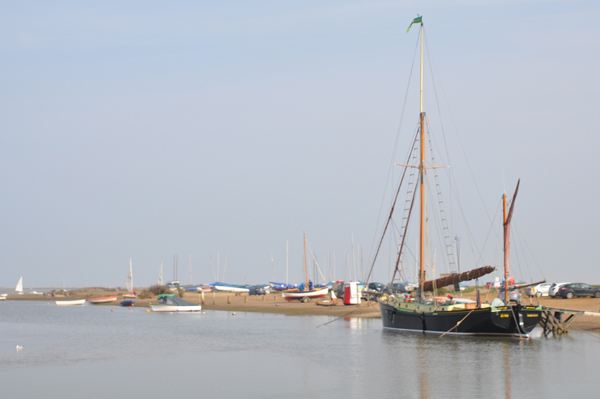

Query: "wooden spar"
left=503, top=193, right=508, bottom=303
left=419, top=20, right=426, bottom=298
left=421, top=265, right=495, bottom=292
left=503, top=180, right=520, bottom=303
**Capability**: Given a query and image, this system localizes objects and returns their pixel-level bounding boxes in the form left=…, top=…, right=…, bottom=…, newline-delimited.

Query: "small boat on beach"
left=123, top=258, right=136, bottom=299
left=150, top=294, right=202, bottom=312
left=121, top=299, right=136, bottom=306
left=55, top=299, right=86, bottom=306
left=281, top=233, right=330, bottom=303
left=87, top=296, right=118, bottom=304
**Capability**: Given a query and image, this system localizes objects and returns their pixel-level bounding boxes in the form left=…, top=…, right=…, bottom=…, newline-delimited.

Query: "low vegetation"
left=138, top=284, right=170, bottom=299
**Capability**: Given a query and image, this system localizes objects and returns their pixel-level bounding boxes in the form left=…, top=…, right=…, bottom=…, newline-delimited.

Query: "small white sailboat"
left=281, top=233, right=329, bottom=303
left=55, top=299, right=86, bottom=306
left=124, top=258, right=136, bottom=298
left=15, top=276, right=23, bottom=295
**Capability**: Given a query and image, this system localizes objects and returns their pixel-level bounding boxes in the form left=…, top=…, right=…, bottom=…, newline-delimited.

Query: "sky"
left=1, top=1, right=599, bottom=289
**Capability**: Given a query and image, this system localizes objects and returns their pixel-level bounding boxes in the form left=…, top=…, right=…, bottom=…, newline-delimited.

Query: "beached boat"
left=374, top=17, right=541, bottom=338
left=56, top=299, right=86, bottom=306
left=281, top=233, right=330, bottom=303
left=150, top=294, right=202, bottom=312
left=282, top=287, right=329, bottom=302
left=120, top=299, right=136, bottom=306
left=87, top=296, right=118, bottom=304
left=212, top=283, right=250, bottom=293
left=123, top=258, right=136, bottom=299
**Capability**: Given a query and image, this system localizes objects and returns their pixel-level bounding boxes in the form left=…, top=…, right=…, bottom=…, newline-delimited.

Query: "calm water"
left=0, top=301, right=596, bottom=398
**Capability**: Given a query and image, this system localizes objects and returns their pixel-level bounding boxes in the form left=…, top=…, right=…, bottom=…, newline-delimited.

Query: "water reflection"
left=0, top=302, right=596, bottom=399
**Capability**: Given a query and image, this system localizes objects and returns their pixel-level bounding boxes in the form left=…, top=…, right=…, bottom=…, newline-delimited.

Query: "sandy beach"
left=7, top=288, right=600, bottom=333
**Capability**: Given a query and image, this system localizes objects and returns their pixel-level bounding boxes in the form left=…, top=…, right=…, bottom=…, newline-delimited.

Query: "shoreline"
left=6, top=289, right=600, bottom=333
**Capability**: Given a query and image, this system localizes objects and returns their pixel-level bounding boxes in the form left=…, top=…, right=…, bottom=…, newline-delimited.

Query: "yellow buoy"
left=146, top=309, right=150, bottom=313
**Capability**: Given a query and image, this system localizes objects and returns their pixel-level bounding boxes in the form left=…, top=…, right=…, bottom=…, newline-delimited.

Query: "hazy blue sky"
left=1, top=1, right=599, bottom=289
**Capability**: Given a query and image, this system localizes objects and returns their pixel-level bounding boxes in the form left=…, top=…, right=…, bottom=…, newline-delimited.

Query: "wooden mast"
left=419, top=20, right=426, bottom=297
left=303, top=232, right=308, bottom=291
left=503, top=180, right=520, bottom=304
left=503, top=193, right=509, bottom=304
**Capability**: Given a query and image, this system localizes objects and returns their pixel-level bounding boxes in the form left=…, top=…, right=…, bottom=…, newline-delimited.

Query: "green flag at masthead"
left=406, top=16, right=422, bottom=33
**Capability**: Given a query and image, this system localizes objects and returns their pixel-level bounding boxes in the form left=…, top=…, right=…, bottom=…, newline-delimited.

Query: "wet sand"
left=7, top=289, right=600, bottom=333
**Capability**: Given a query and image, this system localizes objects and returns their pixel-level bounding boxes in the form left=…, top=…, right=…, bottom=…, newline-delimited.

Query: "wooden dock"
left=541, top=307, right=600, bottom=337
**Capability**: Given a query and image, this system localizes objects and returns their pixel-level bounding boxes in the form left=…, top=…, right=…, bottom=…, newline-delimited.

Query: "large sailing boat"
left=377, top=17, right=541, bottom=338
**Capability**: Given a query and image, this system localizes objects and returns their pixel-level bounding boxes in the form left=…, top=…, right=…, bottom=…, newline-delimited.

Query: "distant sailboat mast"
left=126, top=258, right=133, bottom=294
left=158, top=261, right=164, bottom=286
left=15, top=276, right=23, bottom=294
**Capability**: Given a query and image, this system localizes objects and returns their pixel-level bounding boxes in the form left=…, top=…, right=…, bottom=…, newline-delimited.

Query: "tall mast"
left=303, top=232, right=308, bottom=290
left=419, top=20, right=426, bottom=296
left=503, top=193, right=509, bottom=304
left=503, top=179, right=520, bottom=305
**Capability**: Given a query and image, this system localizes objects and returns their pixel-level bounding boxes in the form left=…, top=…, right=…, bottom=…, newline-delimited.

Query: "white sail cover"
left=126, top=259, right=133, bottom=293
left=15, top=276, right=23, bottom=293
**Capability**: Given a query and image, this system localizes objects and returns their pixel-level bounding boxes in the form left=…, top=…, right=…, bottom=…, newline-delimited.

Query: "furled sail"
left=422, top=265, right=495, bottom=292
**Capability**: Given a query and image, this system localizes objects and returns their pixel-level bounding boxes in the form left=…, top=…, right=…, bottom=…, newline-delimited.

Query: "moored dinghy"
left=56, top=299, right=86, bottom=306
left=87, top=296, right=118, bottom=304
left=150, top=294, right=202, bottom=312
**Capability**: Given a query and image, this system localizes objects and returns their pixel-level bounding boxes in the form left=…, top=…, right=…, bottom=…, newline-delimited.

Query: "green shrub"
left=148, top=284, right=170, bottom=296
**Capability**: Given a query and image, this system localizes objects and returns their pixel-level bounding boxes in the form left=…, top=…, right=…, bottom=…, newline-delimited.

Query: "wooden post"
left=227, top=295, right=231, bottom=304
left=245, top=295, right=248, bottom=303
left=212, top=291, right=215, bottom=304
left=262, top=295, right=265, bottom=301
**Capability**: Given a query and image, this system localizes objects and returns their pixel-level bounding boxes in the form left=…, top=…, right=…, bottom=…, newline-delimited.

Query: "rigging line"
left=426, top=176, right=452, bottom=275
left=305, top=239, right=327, bottom=283
left=316, top=301, right=379, bottom=328
left=365, top=130, right=420, bottom=284
left=424, top=29, right=455, bottom=235
left=513, top=220, right=545, bottom=281
left=423, top=36, right=499, bottom=272
left=432, top=185, right=497, bottom=270
left=439, top=310, right=475, bottom=338
left=510, top=226, right=526, bottom=282
left=390, top=174, right=419, bottom=284
left=425, top=119, right=456, bottom=273
left=473, top=199, right=503, bottom=268
left=366, top=32, right=421, bottom=268
left=425, top=29, right=497, bottom=249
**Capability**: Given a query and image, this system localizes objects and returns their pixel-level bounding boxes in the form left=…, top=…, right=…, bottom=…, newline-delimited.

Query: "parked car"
left=385, top=283, right=412, bottom=294
left=556, top=283, right=600, bottom=299
left=249, top=285, right=266, bottom=295
left=548, top=282, right=571, bottom=298
left=524, top=282, right=552, bottom=297
left=498, top=287, right=522, bottom=303
left=362, top=282, right=385, bottom=301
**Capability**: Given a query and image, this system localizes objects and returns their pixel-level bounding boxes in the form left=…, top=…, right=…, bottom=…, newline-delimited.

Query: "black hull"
left=380, top=302, right=541, bottom=338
